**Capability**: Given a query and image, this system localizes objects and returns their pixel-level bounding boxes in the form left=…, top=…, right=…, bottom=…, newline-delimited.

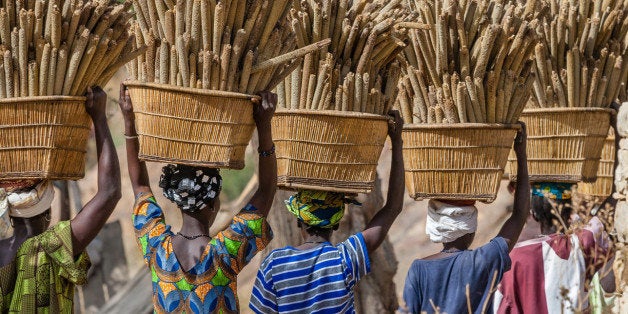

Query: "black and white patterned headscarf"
left=159, top=164, right=222, bottom=213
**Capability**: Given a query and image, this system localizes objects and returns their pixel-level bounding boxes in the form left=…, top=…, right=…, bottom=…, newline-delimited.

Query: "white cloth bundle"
left=1, top=181, right=55, bottom=218
left=425, top=199, right=478, bottom=243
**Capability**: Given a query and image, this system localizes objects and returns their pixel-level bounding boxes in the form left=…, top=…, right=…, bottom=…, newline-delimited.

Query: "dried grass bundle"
left=529, top=0, right=628, bottom=109
left=0, top=0, right=138, bottom=97
left=127, top=0, right=327, bottom=94
left=397, top=0, right=540, bottom=124
left=275, top=0, right=412, bottom=115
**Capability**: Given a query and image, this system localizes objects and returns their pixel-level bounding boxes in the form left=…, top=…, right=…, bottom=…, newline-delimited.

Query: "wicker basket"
left=125, top=82, right=256, bottom=169
left=402, top=123, right=519, bottom=202
left=0, top=96, right=90, bottom=180
left=272, top=110, right=389, bottom=194
left=577, top=128, right=615, bottom=197
left=507, top=107, right=613, bottom=183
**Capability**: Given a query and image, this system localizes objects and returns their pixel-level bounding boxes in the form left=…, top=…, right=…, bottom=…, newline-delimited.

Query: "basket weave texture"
left=402, top=124, right=519, bottom=202
left=125, top=82, right=256, bottom=169
left=0, top=96, right=90, bottom=180
left=272, top=110, right=388, bottom=194
left=577, top=128, right=615, bottom=197
left=507, top=108, right=613, bottom=183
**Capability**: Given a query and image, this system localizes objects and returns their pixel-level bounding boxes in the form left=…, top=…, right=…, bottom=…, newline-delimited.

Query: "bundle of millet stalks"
left=529, top=0, right=628, bottom=108
left=0, top=0, right=139, bottom=98
left=275, top=0, right=412, bottom=115
left=397, top=0, right=541, bottom=124
left=127, top=0, right=329, bottom=94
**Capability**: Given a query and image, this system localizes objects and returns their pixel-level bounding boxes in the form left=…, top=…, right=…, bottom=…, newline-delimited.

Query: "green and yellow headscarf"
left=286, top=190, right=358, bottom=229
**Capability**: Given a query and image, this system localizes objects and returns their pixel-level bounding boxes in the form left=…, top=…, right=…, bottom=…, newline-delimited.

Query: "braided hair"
left=159, top=164, right=222, bottom=213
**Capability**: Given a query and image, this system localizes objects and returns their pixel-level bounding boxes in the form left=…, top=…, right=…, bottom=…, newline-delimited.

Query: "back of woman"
left=134, top=194, right=272, bottom=313
left=251, top=234, right=369, bottom=313
left=403, top=237, right=511, bottom=314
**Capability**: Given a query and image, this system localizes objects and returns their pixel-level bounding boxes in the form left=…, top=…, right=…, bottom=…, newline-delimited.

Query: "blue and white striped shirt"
left=249, top=233, right=371, bottom=314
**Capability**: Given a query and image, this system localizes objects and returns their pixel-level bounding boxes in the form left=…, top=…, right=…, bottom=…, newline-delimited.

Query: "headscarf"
left=0, top=181, right=55, bottom=219
left=532, top=182, right=573, bottom=200
left=286, top=190, right=359, bottom=229
left=159, top=164, right=222, bottom=213
left=425, top=200, right=478, bottom=243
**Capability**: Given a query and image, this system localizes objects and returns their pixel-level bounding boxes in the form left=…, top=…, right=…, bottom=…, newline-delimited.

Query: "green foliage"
left=220, top=155, right=255, bottom=202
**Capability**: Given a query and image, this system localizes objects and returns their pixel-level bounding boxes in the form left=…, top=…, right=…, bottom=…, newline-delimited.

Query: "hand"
left=387, top=110, right=404, bottom=142
left=85, top=86, right=107, bottom=119
left=118, top=82, right=134, bottom=121
left=253, top=91, right=277, bottom=127
left=513, top=121, right=527, bottom=156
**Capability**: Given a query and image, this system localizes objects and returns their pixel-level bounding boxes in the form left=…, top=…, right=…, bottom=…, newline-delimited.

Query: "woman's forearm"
left=253, top=124, right=277, bottom=215
left=124, top=118, right=151, bottom=195
left=94, top=117, right=121, bottom=200
left=386, top=138, right=405, bottom=212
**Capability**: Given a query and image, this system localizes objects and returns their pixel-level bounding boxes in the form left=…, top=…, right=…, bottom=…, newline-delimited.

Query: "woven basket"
left=0, top=96, right=90, bottom=180
left=507, top=107, right=613, bottom=183
left=577, top=128, right=615, bottom=197
left=402, top=123, right=519, bottom=202
left=125, top=82, right=256, bottom=169
left=272, top=110, right=389, bottom=194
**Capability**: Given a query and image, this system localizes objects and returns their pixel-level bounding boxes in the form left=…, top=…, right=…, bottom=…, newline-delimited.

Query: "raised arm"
left=71, top=86, right=122, bottom=254
left=119, top=83, right=152, bottom=196
left=362, top=111, right=405, bottom=253
left=498, top=123, right=530, bottom=251
left=247, top=91, right=277, bottom=216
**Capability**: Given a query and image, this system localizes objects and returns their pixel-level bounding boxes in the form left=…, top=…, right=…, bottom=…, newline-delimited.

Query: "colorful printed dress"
left=0, top=221, right=91, bottom=313
left=133, top=193, right=273, bottom=313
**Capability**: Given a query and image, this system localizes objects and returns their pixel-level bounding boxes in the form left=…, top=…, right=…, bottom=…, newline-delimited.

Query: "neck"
left=442, top=241, right=468, bottom=252
left=540, top=224, right=557, bottom=235
left=180, top=213, right=211, bottom=235
left=304, top=234, right=331, bottom=243
left=11, top=219, right=46, bottom=238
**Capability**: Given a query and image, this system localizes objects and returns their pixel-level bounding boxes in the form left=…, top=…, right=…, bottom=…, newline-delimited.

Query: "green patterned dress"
left=0, top=221, right=90, bottom=313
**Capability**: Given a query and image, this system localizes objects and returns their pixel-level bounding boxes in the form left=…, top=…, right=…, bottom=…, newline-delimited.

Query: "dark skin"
left=424, top=122, right=530, bottom=260
left=0, top=86, right=121, bottom=267
left=119, top=83, right=277, bottom=271
left=296, top=110, right=406, bottom=253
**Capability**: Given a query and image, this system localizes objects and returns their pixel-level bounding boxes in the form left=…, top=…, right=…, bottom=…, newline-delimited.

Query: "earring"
left=44, top=212, right=51, bottom=222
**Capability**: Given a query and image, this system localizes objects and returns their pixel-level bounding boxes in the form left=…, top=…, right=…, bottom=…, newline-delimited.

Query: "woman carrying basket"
left=401, top=123, right=530, bottom=314
left=493, top=183, right=612, bottom=313
left=249, top=111, right=405, bottom=314
left=119, top=83, right=278, bottom=313
left=0, top=87, right=122, bottom=312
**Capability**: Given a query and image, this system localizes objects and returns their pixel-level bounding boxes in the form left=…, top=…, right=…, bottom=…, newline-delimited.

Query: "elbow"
left=259, top=185, right=277, bottom=202
left=100, top=182, right=122, bottom=205
left=256, top=184, right=277, bottom=205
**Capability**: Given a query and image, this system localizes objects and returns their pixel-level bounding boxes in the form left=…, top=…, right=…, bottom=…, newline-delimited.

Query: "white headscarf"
left=2, top=181, right=55, bottom=218
left=425, top=199, right=478, bottom=243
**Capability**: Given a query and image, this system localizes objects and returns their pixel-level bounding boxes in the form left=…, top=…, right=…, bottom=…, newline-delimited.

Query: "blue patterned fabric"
left=532, top=182, right=574, bottom=200
left=133, top=193, right=272, bottom=313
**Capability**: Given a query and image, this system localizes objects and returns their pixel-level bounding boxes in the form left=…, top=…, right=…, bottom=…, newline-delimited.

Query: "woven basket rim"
left=522, top=107, right=616, bottom=115
left=274, top=109, right=390, bottom=120
left=124, top=81, right=258, bottom=100
left=409, top=192, right=497, bottom=202
left=403, top=123, right=521, bottom=130
left=0, top=95, right=86, bottom=103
